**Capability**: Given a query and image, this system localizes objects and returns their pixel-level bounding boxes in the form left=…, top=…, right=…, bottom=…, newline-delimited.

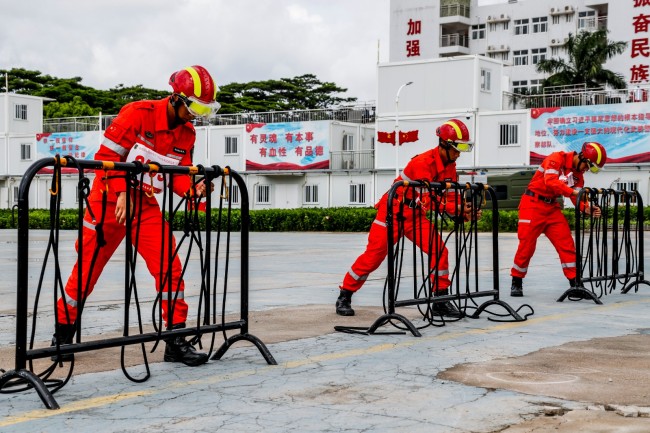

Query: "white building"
left=1, top=0, right=649, bottom=210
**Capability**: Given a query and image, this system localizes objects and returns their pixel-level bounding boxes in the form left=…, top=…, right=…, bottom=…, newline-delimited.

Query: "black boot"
left=336, top=289, right=355, bottom=316
left=511, top=277, right=523, bottom=297
left=164, top=323, right=209, bottom=367
left=432, top=290, right=462, bottom=318
left=51, top=323, right=76, bottom=362
left=569, top=278, right=576, bottom=287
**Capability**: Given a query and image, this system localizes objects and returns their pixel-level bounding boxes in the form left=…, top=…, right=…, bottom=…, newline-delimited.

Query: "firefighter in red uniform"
left=336, top=119, right=480, bottom=317
left=52, top=65, right=221, bottom=366
left=510, top=141, right=607, bottom=297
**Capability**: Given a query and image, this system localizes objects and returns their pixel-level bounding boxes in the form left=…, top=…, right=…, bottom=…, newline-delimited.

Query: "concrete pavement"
left=0, top=230, right=649, bottom=432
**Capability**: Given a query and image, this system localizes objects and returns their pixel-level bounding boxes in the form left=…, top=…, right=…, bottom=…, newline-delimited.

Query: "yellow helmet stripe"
left=184, top=67, right=202, bottom=98
left=587, top=142, right=602, bottom=165
left=445, top=121, right=463, bottom=140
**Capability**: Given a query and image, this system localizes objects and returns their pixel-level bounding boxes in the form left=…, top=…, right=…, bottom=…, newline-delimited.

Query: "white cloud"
left=1, top=0, right=389, bottom=104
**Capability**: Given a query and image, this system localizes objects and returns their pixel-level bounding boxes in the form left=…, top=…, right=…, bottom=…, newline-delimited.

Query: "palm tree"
left=536, top=29, right=628, bottom=90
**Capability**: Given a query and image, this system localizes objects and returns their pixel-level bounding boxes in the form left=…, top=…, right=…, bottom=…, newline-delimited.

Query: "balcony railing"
left=504, top=84, right=650, bottom=109
left=44, top=104, right=377, bottom=132
left=440, top=33, right=469, bottom=48
left=440, top=3, right=470, bottom=18
left=330, top=150, right=375, bottom=170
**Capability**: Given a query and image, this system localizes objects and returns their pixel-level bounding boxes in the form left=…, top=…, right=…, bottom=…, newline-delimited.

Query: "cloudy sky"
left=1, top=0, right=390, bottom=103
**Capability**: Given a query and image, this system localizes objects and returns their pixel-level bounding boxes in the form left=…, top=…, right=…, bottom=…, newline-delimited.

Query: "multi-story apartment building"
left=389, top=0, right=645, bottom=93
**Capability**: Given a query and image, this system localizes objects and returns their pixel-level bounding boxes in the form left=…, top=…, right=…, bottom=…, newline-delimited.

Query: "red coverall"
left=511, top=151, right=583, bottom=281
left=56, top=97, right=196, bottom=327
left=341, top=147, right=459, bottom=293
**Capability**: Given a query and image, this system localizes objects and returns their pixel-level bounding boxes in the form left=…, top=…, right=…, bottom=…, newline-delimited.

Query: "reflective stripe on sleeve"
left=102, top=138, right=129, bottom=157
left=561, top=262, right=576, bottom=269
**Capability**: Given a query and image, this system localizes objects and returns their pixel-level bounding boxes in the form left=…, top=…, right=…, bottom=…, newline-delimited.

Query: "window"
left=13, top=186, right=19, bottom=204
left=499, top=124, right=519, bottom=146
left=481, top=68, right=491, bottom=91
left=551, top=46, right=561, bottom=56
left=488, top=52, right=509, bottom=61
left=615, top=181, right=639, bottom=204
left=14, top=104, right=27, bottom=120
left=20, top=143, right=31, bottom=160
left=531, top=48, right=547, bottom=64
left=514, top=19, right=529, bottom=35
left=471, top=24, right=486, bottom=40
left=342, top=134, right=354, bottom=151
left=532, top=17, right=547, bottom=33
left=512, top=80, right=528, bottom=93
left=228, top=184, right=240, bottom=204
left=530, top=79, right=543, bottom=92
left=513, top=50, right=529, bottom=66
left=552, top=15, right=561, bottom=25
left=349, top=183, right=366, bottom=204
left=578, top=10, right=596, bottom=30
left=304, top=185, right=319, bottom=204
left=225, top=136, right=238, bottom=155
left=502, top=21, right=509, bottom=31
left=256, top=184, right=271, bottom=204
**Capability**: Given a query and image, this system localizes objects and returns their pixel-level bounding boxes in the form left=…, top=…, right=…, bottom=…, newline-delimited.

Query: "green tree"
left=535, top=29, right=628, bottom=89
left=43, top=95, right=98, bottom=117
left=217, top=74, right=356, bottom=114
left=1, top=68, right=358, bottom=117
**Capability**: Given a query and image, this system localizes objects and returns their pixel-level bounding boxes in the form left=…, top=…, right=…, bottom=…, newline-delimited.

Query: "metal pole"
left=394, top=81, right=413, bottom=179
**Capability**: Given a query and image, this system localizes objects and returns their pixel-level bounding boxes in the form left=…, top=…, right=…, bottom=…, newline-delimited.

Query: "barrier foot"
left=557, top=286, right=602, bottom=304
left=0, top=369, right=60, bottom=410
left=211, top=333, right=277, bottom=365
left=369, top=313, right=422, bottom=337
left=469, top=299, right=530, bottom=322
left=621, top=279, right=650, bottom=294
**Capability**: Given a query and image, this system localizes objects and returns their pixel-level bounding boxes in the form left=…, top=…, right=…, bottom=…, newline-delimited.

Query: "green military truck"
left=484, top=170, right=535, bottom=210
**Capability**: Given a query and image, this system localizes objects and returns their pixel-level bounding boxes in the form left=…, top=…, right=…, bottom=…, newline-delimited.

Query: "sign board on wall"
left=245, top=120, right=330, bottom=170
left=530, top=103, right=650, bottom=164
left=36, top=131, right=101, bottom=160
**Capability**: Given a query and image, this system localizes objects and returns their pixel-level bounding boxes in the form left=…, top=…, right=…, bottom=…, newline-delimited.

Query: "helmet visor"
left=449, top=141, right=474, bottom=152
left=179, top=95, right=221, bottom=118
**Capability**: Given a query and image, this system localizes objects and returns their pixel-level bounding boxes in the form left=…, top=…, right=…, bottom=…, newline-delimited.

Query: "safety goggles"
left=586, top=160, right=601, bottom=173
left=178, top=95, right=221, bottom=118
left=447, top=140, right=474, bottom=152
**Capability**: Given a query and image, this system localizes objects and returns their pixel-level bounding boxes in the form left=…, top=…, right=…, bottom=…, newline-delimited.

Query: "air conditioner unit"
left=551, top=38, right=557, bottom=44
left=501, top=44, right=506, bottom=49
left=342, top=160, right=355, bottom=170
left=550, top=7, right=555, bottom=13
left=501, top=14, right=505, bottom=19
left=565, top=5, right=571, bottom=11
left=487, top=15, right=492, bottom=20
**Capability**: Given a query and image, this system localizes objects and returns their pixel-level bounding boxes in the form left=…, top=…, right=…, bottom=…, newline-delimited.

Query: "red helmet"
left=169, top=65, right=220, bottom=118
left=436, top=118, right=474, bottom=152
left=581, top=141, right=607, bottom=173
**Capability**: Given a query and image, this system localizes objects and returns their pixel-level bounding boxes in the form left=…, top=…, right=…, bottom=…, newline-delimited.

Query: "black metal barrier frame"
left=337, top=181, right=533, bottom=337
left=558, top=187, right=650, bottom=304
left=0, top=156, right=276, bottom=410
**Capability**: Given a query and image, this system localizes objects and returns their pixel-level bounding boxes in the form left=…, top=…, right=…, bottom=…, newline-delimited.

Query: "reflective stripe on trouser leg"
left=543, top=208, right=577, bottom=280
left=57, top=204, right=125, bottom=324
left=403, top=208, right=450, bottom=291
left=341, top=198, right=393, bottom=292
left=511, top=200, right=547, bottom=279
left=136, top=203, right=188, bottom=326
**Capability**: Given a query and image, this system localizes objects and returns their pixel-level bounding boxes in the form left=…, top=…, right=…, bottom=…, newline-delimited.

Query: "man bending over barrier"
left=336, top=118, right=481, bottom=317
left=510, top=141, right=606, bottom=297
left=52, top=65, right=220, bottom=366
